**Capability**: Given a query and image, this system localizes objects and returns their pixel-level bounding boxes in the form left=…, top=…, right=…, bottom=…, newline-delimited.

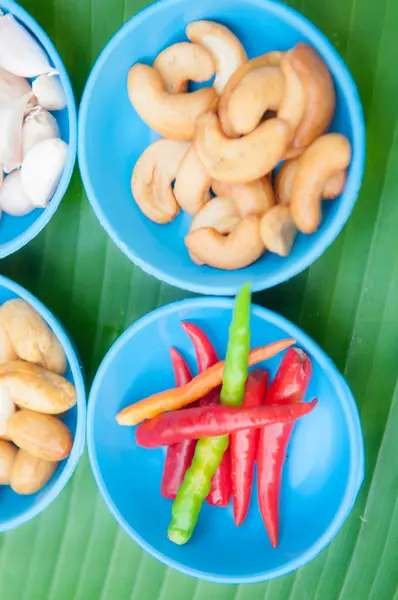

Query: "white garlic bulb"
left=0, top=91, right=34, bottom=173
left=21, top=138, right=68, bottom=207
left=0, top=384, right=15, bottom=438
left=0, top=13, right=51, bottom=77
left=22, top=108, right=59, bottom=158
left=32, top=73, right=66, bottom=111
left=0, top=170, right=35, bottom=216
left=0, top=66, right=31, bottom=105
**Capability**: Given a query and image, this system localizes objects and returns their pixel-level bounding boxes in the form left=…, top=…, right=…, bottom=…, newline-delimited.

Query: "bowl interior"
left=0, top=1, right=76, bottom=258
left=79, top=0, right=364, bottom=295
left=0, top=277, right=85, bottom=532
left=88, top=299, right=364, bottom=582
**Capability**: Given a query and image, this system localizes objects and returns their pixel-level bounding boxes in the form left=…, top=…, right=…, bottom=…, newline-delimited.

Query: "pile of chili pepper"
left=117, top=283, right=314, bottom=546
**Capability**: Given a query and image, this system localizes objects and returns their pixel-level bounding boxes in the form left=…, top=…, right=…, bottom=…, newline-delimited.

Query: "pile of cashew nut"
left=0, top=299, right=76, bottom=495
left=128, top=20, right=352, bottom=271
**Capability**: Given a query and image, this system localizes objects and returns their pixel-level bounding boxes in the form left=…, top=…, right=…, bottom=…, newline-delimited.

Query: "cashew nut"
left=290, top=134, right=351, bottom=233
left=0, top=439, right=17, bottom=484
left=278, top=43, right=336, bottom=155
left=212, top=178, right=275, bottom=217
left=0, top=299, right=67, bottom=375
left=10, top=449, right=58, bottom=495
left=0, top=360, right=76, bottom=415
left=278, top=53, right=305, bottom=144
left=260, top=205, right=297, bottom=257
left=219, top=51, right=283, bottom=137
left=153, top=42, right=215, bottom=94
left=185, top=215, right=265, bottom=270
left=290, top=43, right=335, bottom=151
left=276, top=159, right=347, bottom=206
left=0, top=324, right=17, bottom=364
left=323, top=170, right=347, bottom=199
left=188, top=196, right=241, bottom=265
left=7, top=409, right=73, bottom=462
left=174, top=145, right=212, bottom=215
left=227, top=66, right=285, bottom=136
left=274, top=160, right=298, bottom=206
left=0, top=385, right=16, bottom=438
left=127, top=64, right=218, bottom=141
left=190, top=196, right=241, bottom=233
left=186, top=21, right=247, bottom=94
left=194, top=112, right=291, bottom=183
left=131, top=139, right=189, bottom=223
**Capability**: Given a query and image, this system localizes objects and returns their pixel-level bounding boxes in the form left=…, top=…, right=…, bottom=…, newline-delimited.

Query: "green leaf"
left=1, top=0, right=398, bottom=598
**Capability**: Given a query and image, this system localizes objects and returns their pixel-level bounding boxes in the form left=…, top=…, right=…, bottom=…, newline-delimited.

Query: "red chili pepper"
left=160, top=348, right=195, bottom=499
left=181, top=322, right=218, bottom=371
left=230, top=369, right=269, bottom=526
left=136, top=400, right=317, bottom=448
left=182, top=322, right=231, bottom=507
left=117, top=339, right=295, bottom=426
left=205, top=450, right=231, bottom=507
left=257, top=347, right=312, bottom=547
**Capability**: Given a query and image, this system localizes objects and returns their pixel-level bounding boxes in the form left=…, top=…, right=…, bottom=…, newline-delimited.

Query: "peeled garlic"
left=22, top=108, right=59, bottom=158
left=0, top=13, right=51, bottom=77
left=32, top=73, right=66, bottom=111
left=0, top=91, right=34, bottom=173
left=0, top=384, right=16, bottom=438
left=21, top=138, right=68, bottom=207
left=0, top=170, right=35, bottom=216
left=0, top=66, right=31, bottom=105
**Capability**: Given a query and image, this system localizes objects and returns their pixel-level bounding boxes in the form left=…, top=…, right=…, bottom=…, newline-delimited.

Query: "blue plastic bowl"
left=79, top=0, right=365, bottom=296
left=0, top=275, right=85, bottom=533
left=87, top=298, right=364, bottom=583
left=0, top=0, right=77, bottom=259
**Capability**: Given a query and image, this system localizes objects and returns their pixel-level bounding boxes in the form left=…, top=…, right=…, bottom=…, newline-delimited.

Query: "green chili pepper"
left=168, top=435, right=229, bottom=545
left=220, top=282, right=252, bottom=407
left=168, top=283, right=252, bottom=545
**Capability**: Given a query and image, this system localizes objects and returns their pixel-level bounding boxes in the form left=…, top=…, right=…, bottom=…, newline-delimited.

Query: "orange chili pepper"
left=116, top=338, right=295, bottom=426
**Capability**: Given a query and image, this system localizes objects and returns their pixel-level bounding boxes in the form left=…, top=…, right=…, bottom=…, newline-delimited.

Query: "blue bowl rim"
left=0, top=273, right=86, bottom=533
left=87, top=297, right=365, bottom=583
left=78, top=0, right=366, bottom=297
left=0, top=0, right=77, bottom=260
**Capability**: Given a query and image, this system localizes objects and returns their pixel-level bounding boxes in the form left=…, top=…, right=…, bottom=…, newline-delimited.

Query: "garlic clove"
left=0, top=170, right=35, bottom=216
left=0, top=91, right=34, bottom=173
left=0, top=384, right=16, bottom=438
left=22, top=108, right=59, bottom=158
left=32, top=73, right=66, bottom=111
left=21, top=138, right=68, bottom=207
left=0, top=14, right=51, bottom=78
left=0, top=66, right=31, bottom=105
